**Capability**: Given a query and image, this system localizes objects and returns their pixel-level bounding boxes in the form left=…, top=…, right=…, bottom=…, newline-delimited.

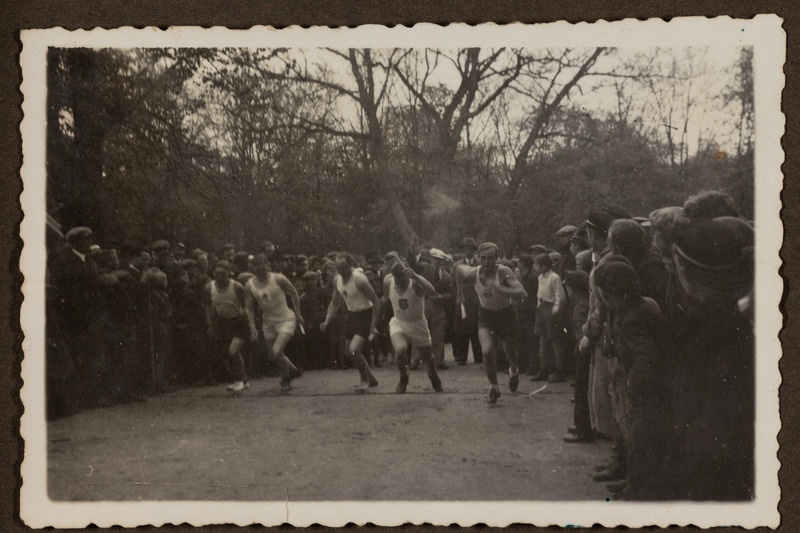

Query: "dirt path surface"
left=48, top=350, right=612, bottom=502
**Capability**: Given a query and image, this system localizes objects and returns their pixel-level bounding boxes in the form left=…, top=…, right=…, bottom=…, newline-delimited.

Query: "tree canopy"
left=47, top=46, right=754, bottom=255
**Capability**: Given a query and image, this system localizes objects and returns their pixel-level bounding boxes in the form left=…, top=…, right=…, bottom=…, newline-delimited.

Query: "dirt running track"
left=48, top=349, right=612, bottom=502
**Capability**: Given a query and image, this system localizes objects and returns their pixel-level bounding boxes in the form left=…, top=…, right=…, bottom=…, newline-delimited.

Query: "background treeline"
left=46, top=46, right=754, bottom=254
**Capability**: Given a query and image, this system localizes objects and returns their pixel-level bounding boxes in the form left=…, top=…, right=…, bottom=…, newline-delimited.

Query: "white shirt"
left=537, top=270, right=566, bottom=314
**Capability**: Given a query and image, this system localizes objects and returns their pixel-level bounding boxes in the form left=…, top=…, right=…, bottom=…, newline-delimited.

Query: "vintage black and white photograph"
left=19, top=17, right=783, bottom=528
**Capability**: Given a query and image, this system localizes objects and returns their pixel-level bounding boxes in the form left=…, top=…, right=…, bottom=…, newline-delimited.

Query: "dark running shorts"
left=478, top=305, right=517, bottom=339
left=214, top=315, right=249, bottom=345
left=345, top=308, right=373, bottom=340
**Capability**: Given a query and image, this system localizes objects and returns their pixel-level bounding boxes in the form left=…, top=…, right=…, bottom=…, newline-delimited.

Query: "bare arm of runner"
left=204, top=283, right=215, bottom=338
left=277, top=274, right=305, bottom=327
left=320, top=280, right=342, bottom=331
left=497, top=265, right=528, bottom=299
left=243, top=281, right=258, bottom=341
left=355, top=273, right=381, bottom=339
left=408, top=267, right=436, bottom=297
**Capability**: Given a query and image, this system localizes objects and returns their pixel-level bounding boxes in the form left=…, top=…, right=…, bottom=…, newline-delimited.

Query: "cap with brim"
left=585, top=212, right=614, bottom=233
left=648, top=207, right=689, bottom=238
left=429, top=248, right=448, bottom=260
left=152, top=239, right=170, bottom=251
left=65, top=226, right=92, bottom=242
left=601, top=205, right=633, bottom=220
left=565, top=270, right=590, bottom=291
left=672, top=219, right=745, bottom=271
left=554, top=225, right=578, bottom=237
left=461, top=238, right=477, bottom=249
left=528, top=244, right=549, bottom=255
left=594, top=260, right=641, bottom=295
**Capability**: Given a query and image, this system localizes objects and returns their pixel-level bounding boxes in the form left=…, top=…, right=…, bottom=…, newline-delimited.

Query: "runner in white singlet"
left=244, top=254, right=305, bottom=394
left=381, top=261, right=443, bottom=394
left=204, top=261, right=249, bottom=393
left=454, top=242, right=527, bottom=404
left=321, top=252, right=380, bottom=392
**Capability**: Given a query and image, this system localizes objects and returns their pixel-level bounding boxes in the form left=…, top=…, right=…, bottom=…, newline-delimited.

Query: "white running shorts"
left=389, top=316, right=432, bottom=347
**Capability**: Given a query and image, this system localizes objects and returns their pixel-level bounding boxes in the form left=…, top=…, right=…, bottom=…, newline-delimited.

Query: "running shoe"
left=428, top=372, right=443, bottom=392
left=368, top=376, right=379, bottom=388
left=279, top=377, right=292, bottom=394
left=289, top=367, right=303, bottom=380
left=509, top=374, right=520, bottom=392
left=396, top=375, right=409, bottom=394
left=227, top=381, right=245, bottom=392
left=487, top=387, right=501, bottom=404
left=354, top=380, right=370, bottom=392
left=243, top=381, right=251, bottom=390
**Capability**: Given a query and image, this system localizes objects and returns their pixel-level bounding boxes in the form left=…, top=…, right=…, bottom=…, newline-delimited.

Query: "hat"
left=565, top=269, right=590, bottom=292
left=594, top=260, right=641, bottom=296
left=549, top=251, right=562, bottom=264
left=601, top=205, right=633, bottom=220
left=673, top=218, right=745, bottom=270
left=461, top=238, right=477, bottom=249
left=528, top=244, right=549, bottom=256
left=151, top=239, right=170, bottom=251
left=477, top=242, right=499, bottom=255
left=65, top=226, right=92, bottom=242
left=648, top=206, right=689, bottom=238
left=554, top=225, right=578, bottom=237
left=173, top=242, right=185, bottom=250
left=429, top=248, right=449, bottom=261
left=585, top=212, right=614, bottom=233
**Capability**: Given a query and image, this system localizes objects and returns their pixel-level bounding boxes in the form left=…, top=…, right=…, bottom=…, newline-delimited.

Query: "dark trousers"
left=573, top=345, right=592, bottom=435
left=453, top=302, right=481, bottom=363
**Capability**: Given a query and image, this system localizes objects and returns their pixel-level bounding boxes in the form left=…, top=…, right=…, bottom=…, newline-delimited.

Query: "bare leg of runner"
left=392, top=334, right=410, bottom=393
left=418, top=345, right=442, bottom=392
left=502, top=337, right=521, bottom=392
left=226, top=337, right=248, bottom=392
left=264, top=331, right=300, bottom=393
left=350, top=335, right=377, bottom=391
left=478, top=327, right=501, bottom=404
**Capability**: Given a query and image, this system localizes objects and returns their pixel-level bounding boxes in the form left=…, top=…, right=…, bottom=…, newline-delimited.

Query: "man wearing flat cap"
left=451, top=237, right=482, bottom=366
left=553, top=225, right=578, bottom=276
left=427, top=248, right=453, bottom=369
left=49, top=226, right=111, bottom=408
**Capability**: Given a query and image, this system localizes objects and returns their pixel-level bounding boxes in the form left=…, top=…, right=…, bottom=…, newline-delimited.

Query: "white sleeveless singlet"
left=211, top=280, right=243, bottom=319
left=389, top=276, right=425, bottom=323
left=247, top=274, right=295, bottom=323
left=475, top=267, right=512, bottom=311
left=336, top=272, right=373, bottom=312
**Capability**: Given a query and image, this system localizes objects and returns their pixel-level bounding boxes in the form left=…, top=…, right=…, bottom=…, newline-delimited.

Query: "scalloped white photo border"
left=18, top=16, right=784, bottom=528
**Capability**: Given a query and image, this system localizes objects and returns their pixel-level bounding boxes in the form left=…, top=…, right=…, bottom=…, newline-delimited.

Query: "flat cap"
left=528, top=244, right=549, bottom=255
left=429, top=248, right=449, bottom=260
left=648, top=206, right=689, bottom=238
left=65, top=226, right=92, bottom=242
left=594, top=260, right=641, bottom=296
left=151, top=239, right=170, bottom=251
left=461, top=237, right=477, bottom=249
left=601, top=205, right=633, bottom=220
left=554, top=225, right=579, bottom=237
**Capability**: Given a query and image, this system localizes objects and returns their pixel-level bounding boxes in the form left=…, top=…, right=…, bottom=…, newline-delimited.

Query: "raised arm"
left=498, top=266, right=528, bottom=299
left=409, top=268, right=436, bottom=298
left=355, top=273, right=381, bottom=336
left=277, top=274, right=305, bottom=326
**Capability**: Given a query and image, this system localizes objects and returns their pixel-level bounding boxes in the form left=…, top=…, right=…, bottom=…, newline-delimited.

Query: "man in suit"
left=428, top=248, right=452, bottom=369
left=49, top=226, right=109, bottom=408
left=451, top=238, right=482, bottom=365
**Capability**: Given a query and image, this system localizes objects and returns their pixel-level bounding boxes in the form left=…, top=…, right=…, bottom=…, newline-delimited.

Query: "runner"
left=382, top=261, right=443, bottom=394
left=455, top=242, right=528, bottom=404
left=204, top=261, right=249, bottom=393
left=244, top=254, right=305, bottom=394
left=321, top=252, right=380, bottom=393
